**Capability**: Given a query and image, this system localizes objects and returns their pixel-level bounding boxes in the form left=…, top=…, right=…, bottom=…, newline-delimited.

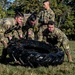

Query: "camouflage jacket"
left=0, top=18, right=15, bottom=38
left=0, top=18, right=23, bottom=40
left=37, top=8, right=55, bottom=25
left=0, top=25, right=6, bottom=42
left=23, top=22, right=38, bottom=40
left=12, top=24, right=23, bottom=39
left=38, top=27, right=70, bottom=50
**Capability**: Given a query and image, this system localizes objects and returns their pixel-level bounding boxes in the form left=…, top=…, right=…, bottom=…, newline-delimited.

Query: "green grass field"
left=0, top=41, right=75, bottom=75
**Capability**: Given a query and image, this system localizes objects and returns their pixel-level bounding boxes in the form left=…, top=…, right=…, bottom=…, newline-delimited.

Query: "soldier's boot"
left=1, top=41, right=8, bottom=59
left=0, top=48, right=7, bottom=63
left=66, top=51, right=73, bottom=62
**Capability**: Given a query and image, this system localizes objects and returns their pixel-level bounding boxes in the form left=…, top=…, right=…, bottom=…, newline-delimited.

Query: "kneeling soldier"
left=38, top=21, right=73, bottom=62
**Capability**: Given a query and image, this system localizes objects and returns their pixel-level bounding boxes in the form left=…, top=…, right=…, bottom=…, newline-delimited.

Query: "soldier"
left=38, top=21, right=73, bottom=62
left=37, top=0, right=55, bottom=31
left=0, top=12, right=24, bottom=61
left=23, top=14, right=38, bottom=40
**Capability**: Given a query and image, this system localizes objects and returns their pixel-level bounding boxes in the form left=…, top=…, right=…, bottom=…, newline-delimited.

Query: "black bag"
left=7, top=38, right=64, bottom=67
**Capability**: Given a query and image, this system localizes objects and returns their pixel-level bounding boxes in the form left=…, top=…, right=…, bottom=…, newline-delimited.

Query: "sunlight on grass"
left=69, top=41, right=75, bottom=50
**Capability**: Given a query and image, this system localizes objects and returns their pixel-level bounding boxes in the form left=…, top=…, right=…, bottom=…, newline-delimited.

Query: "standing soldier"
left=38, top=21, right=73, bottom=62
left=37, top=0, right=55, bottom=31
left=23, top=14, right=38, bottom=40
left=0, top=12, right=24, bottom=61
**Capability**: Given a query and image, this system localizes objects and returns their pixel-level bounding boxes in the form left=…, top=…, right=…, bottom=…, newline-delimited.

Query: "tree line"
left=0, top=0, right=75, bottom=40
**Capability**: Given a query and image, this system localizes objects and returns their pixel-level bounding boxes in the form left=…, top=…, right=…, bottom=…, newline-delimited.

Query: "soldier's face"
left=15, top=16, right=24, bottom=26
left=43, top=2, right=49, bottom=9
left=47, top=24, right=55, bottom=32
left=29, top=20, right=36, bottom=26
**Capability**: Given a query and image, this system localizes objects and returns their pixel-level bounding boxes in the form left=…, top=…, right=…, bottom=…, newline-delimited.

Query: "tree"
left=10, top=0, right=40, bottom=14
left=0, top=0, right=11, bottom=10
left=0, top=2, right=6, bottom=18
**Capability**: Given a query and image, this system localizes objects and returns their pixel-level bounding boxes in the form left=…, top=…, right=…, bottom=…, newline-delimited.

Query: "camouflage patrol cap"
left=29, top=15, right=36, bottom=21
left=43, top=0, right=49, bottom=3
left=47, top=21, right=55, bottom=25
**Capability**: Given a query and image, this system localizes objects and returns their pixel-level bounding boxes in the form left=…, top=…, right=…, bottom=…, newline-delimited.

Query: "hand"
left=8, top=36, right=12, bottom=40
left=19, top=34, right=23, bottom=39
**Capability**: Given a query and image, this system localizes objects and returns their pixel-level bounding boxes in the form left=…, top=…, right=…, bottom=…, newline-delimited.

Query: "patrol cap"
left=29, top=15, right=36, bottom=21
left=43, top=0, right=49, bottom=3
left=47, top=21, right=55, bottom=25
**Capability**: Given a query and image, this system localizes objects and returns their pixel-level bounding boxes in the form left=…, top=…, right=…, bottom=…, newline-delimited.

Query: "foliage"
left=0, top=2, right=6, bottom=18
left=0, top=0, right=11, bottom=10
left=6, top=8, right=15, bottom=17
left=9, top=0, right=40, bottom=14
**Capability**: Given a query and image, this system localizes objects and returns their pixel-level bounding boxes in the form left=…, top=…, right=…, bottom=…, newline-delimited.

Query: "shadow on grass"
left=0, top=56, right=21, bottom=67
left=0, top=56, right=37, bottom=68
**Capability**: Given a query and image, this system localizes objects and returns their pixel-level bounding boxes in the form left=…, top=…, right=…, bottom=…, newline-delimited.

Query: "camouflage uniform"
left=0, top=18, right=23, bottom=40
left=0, top=18, right=14, bottom=45
left=37, top=8, right=55, bottom=31
left=0, top=26, right=8, bottom=44
left=0, top=18, right=13, bottom=60
left=38, top=8, right=55, bottom=23
left=38, top=27, right=70, bottom=53
left=12, top=24, right=23, bottom=39
left=38, top=27, right=73, bottom=62
left=0, top=18, right=15, bottom=41
left=23, top=23, right=38, bottom=40
left=0, top=18, right=23, bottom=61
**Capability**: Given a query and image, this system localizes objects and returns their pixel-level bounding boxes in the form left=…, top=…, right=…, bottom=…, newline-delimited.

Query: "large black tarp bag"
left=7, top=38, right=64, bottom=67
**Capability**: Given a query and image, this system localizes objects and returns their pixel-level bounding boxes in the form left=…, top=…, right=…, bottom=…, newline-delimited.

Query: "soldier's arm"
left=37, top=11, right=42, bottom=19
left=36, top=11, right=43, bottom=27
left=56, top=29, right=73, bottom=62
left=37, top=28, right=43, bottom=41
left=50, top=12, right=55, bottom=21
left=0, top=26, right=9, bottom=47
left=4, top=27, right=13, bottom=40
left=22, top=24, right=30, bottom=39
left=17, top=28, right=23, bottom=39
left=56, top=30, right=68, bottom=47
left=3, top=19, right=13, bottom=40
left=27, top=28, right=35, bottom=40
left=54, top=29, right=64, bottom=47
left=62, top=35, right=73, bottom=62
left=49, top=10, right=55, bottom=21
left=0, top=34, right=8, bottom=48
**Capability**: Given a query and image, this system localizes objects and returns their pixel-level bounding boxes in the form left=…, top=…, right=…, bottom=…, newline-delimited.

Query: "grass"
left=0, top=41, right=75, bottom=75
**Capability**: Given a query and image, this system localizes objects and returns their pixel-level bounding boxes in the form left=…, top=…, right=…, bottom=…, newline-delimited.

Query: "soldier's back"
left=3, top=18, right=15, bottom=25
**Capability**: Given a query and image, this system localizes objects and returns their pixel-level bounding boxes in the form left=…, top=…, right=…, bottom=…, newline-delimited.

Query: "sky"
left=8, top=0, right=15, bottom=2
